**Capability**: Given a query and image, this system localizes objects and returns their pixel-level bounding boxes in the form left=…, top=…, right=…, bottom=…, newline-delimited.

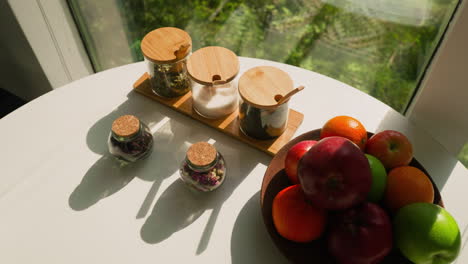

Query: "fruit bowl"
left=260, top=129, right=443, bottom=264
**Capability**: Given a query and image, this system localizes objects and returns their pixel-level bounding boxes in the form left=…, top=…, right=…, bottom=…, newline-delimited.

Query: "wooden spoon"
left=274, top=86, right=304, bottom=105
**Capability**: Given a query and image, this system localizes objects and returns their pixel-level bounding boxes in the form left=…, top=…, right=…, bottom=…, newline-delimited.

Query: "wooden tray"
left=133, top=73, right=304, bottom=156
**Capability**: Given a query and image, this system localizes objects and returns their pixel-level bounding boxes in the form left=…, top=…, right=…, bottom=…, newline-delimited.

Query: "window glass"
left=68, top=0, right=459, bottom=112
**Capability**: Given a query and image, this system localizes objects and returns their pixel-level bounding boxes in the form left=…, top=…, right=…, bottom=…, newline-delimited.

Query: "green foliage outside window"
left=70, top=0, right=458, bottom=113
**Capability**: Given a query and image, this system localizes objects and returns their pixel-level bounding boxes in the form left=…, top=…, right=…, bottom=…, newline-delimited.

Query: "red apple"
left=328, top=202, right=393, bottom=264
left=365, top=130, right=413, bottom=170
left=272, top=184, right=327, bottom=243
left=298, top=136, right=372, bottom=210
left=285, top=140, right=317, bottom=184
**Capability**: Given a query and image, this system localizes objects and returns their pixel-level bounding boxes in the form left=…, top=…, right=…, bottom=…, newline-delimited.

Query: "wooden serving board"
left=133, top=73, right=304, bottom=156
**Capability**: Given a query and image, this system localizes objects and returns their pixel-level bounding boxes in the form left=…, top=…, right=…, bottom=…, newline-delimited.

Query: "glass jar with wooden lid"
left=187, top=46, right=240, bottom=119
left=141, top=27, right=192, bottom=98
left=238, top=66, right=304, bottom=140
left=108, top=115, right=153, bottom=162
left=179, top=142, right=226, bottom=192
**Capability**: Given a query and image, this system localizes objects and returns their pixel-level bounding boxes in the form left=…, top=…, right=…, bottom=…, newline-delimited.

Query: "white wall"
left=0, top=0, right=93, bottom=101
left=407, top=0, right=468, bottom=155
left=0, top=1, right=52, bottom=101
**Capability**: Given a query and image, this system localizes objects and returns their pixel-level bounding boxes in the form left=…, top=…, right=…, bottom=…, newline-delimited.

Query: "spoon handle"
left=276, top=86, right=305, bottom=105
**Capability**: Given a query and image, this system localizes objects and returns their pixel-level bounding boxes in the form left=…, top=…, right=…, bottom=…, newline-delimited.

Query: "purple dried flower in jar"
left=179, top=142, right=226, bottom=192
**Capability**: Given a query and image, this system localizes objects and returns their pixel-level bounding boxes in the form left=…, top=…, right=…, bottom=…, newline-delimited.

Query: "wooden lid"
left=112, top=115, right=140, bottom=138
left=239, top=66, right=294, bottom=108
left=141, top=27, right=192, bottom=64
left=187, top=46, right=239, bottom=86
left=187, top=142, right=217, bottom=167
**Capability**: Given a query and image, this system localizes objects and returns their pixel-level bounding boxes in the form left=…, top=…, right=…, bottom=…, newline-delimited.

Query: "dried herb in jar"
left=141, top=27, right=192, bottom=98
left=108, top=115, right=153, bottom=163
left=150, top=61, right=191, bottom=98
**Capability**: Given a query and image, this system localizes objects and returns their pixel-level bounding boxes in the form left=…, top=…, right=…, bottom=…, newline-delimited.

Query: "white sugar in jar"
left=191, top=81, right=238, bottom=119
left=187, top=46, right=240, bottom=119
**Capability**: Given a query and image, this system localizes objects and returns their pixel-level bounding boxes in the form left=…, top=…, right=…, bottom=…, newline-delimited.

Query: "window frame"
left=7, top=0, right=93, bottom=89
left=406, top=0, right=468, bottom=155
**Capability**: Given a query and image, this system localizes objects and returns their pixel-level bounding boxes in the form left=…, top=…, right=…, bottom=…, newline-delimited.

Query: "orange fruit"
left=272, top=185, right=327, bottom=242
left=320, top=116, right=367, bottom=150
left=384, top=166, right=434, bottom=212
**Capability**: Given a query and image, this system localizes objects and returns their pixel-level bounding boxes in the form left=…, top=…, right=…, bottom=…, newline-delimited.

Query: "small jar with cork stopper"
left=187, top=46, right=240, bottom=119
left=108, top=115, right=153, bottom=162
left=238, top=66, right=304, bottom=140
left=179, top=142, right=226, bottom=192
left=141, top=27, right=192, bottom=98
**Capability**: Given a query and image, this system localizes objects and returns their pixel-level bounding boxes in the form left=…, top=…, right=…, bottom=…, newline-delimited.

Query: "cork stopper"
left=112, top=115, right=140, bottom=138
left=187, top=142, right=217, bottom=167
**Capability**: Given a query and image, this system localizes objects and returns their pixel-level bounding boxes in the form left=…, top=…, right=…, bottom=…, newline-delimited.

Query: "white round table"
left=1, top=58, right=467, bottom=263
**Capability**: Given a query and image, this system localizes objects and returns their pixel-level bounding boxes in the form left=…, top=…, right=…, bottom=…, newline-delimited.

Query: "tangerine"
left=272, top=184, right=327, bottom=242
left=384, top=166, right=434, bottom=212
left=320, top=116, right=367, bottom=150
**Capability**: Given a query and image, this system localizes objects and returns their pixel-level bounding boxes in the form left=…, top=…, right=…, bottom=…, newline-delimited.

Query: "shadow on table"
left=134, top=118, right=211, bottom=219
left=230, top=191, right=289, bottom=264
left=68, top=155, right=143, bottom=211
left=376, top=110, right=458, bottom=191
left=71, top=101, right=211, bottom=212
left=78, top=88, right=203, bottom=211
left=140, top=132, right=270, bottom=255
left=85, top=91, right=169, bottom=155
left=72, top=91, right=167, bottom=211
left=80, top=87, right=272, bottom=254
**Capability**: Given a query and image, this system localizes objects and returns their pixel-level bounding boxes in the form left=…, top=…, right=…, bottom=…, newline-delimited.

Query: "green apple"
left=394, top=203, right=461, bottom=264
left=365, top=154, right=387, bottom=202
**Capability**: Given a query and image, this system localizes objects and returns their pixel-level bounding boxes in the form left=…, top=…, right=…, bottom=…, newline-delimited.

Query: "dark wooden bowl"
left=260, top=129, right=443, bottom=264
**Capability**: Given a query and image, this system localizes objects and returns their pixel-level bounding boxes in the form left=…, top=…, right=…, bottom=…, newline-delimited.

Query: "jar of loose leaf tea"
left=187, top=46, right=239, bottom=119
left=238, top=66, right=303, bottom=140
left=179, top=142, right=226, bottom=192
left=141, top=27, right=192, bottom=98
left=108, top=115, right=153, bottom=162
